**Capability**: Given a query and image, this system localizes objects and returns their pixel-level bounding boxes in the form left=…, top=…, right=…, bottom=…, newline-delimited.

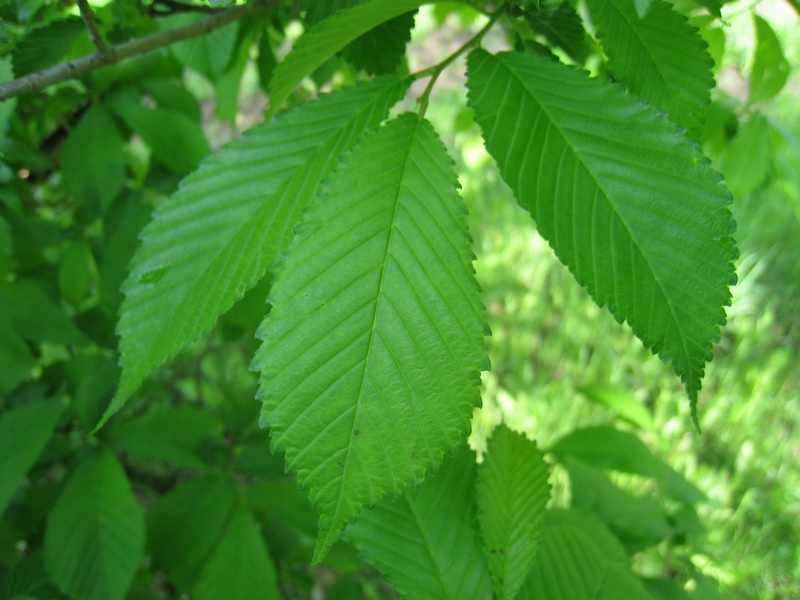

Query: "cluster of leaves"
left=1, top=0, right=794, bottom=598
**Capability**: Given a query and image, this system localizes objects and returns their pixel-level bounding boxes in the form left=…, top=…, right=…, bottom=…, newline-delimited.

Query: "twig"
left=77, top=0, right=111, bottom=57
left=415, top=8, right=505, bottom=119
left=0, top=1, right=271, bottom=102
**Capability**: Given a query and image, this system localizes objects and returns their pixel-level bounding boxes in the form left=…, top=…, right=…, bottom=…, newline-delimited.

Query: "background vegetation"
left=1, top=0, right=798, bottom=598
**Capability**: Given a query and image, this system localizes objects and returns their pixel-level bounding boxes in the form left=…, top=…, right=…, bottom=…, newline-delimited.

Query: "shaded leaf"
left=585, top=0, right=713, bottom=137
left=269, top=0, right=423, bottom=113
left=476, top=425, right=550, bottom=599
left=467, top=49, right=736, bottom=421
left=0, top=397, right=62, bottom=517
left=346, top=445, right=493, bottom=600
left=0, top=316, right=36, bottom=394
left=749, top=15, right=790, bottom=104
left=147, top=475, right=238, bottom=591
left=253, top=114, right=487, bottom=560
left=110, top=406, right=224, bottom=469
left=0, top=279, right=87, bottom=346
left=11, top=17, right=84, bottom=77
left=44, top=447, right=145, bottom=600
left=522, top=509, right=650, bottom=599
left=194, top=507, right=281, bottom=600
left=526, top=1, right=590, bottom=63
left=109, top=94, right=210, bottom=175
left=106, top=76, right=409, bottom=428
left=61, top=105, right=126, bottom=212
left=563, top=456, right=673, bottom=552
left=164, top=14, right=238, bottom=81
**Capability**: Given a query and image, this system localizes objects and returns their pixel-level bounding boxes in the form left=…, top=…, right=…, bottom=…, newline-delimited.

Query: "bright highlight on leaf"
left=585, top=0, right=713, bottom=137
left=108, top=77, right=409, bottom=429
left=347, top=446, right=493, bottom=599
left=477, top=425, right=550, bottom=600
left=253, top=114, right=488, bottom=561
left=467, top=49, right=737, bottom=422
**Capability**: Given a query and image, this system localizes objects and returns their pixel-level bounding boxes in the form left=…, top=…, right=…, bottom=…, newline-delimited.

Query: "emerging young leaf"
left=108, top=77, right=409, bottom=429
left=44, top=447, right=145, bottom=600
left=268, top=0, right=424, bottom=113
left=585, top=0, right=713, bottom=137
left=253, top=114, right=488, bottom=561
left=521, top=509, right=651, bottom=599
left=476, top=425, right=550, bottom=600
left=467, top=49, right=737, bottom=421
left=346, top=445, right=493, bottom=600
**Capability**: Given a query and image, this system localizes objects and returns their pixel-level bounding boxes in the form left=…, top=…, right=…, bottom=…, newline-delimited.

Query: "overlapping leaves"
left=110, top=76, right=409, bottom=427
left=252, top=114, right=487, bottom=561
left=467, top=49, right=736, bottom=420
left=585, top=0, right=713, bottom=137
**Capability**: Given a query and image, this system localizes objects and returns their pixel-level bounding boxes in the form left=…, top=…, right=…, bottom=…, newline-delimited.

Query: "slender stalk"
left=0, top=1, right=273, bottom=102
left=77, top=0, right=111, bottom=57
left=415, top=7, right=505, bottom=119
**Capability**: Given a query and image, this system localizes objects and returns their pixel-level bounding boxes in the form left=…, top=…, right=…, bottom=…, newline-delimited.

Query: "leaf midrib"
left=495, top=53, right=692, bottom=381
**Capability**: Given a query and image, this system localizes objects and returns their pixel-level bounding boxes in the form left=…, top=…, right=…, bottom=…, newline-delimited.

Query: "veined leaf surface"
left=268, top=0, right=423, bottom=113
left=477, top=425, right=550, bottom=600
left=253, top=114, right=488, bottom=561
left=585, top=0, right=713, bottom=137
left=346, top=446, right=493, bottom=600
left=522, top=509, right=650, bottom=599
left=467, top=49, right=736, bottom=420
left=108, top=77, right=409, bottom=429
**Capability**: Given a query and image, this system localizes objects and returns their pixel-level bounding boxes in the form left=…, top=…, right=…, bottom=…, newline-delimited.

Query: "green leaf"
left=61, top=105, right=127, bottom=212
left=109, top=406, right=224, bottom=470
left=476, top=425, right=550, bottom=600
left=164, top=14, right=238, bottom=81
left=635, top=0, right=652, bottom=18
left=11, top=17, right=85, bottom=77
left=562, top=456, right=672, bottom=552
left=467, top=49, right=736, bottom=421
left=0, top=279, right=87, bottom=346
left=58, top=240, right=97, bottom=306
left=526, top=1, right=590, bottom=63
left=269, top=0, right=423, bottom=113
left=193, top=506, right=281, bottom=600
left=302, top=0, right=416, bottom=75
left=106, top=76, right=409, bottom=429
left=0, top=397, right=62, bottom=517
left=0, top=316, right=36, bottom=394
left=340, top=11, right=416, bottom=75
left=721, top=114, right=770, bottom=198
left=346, top=445, right=493, bottom=599
left=44, top=446, right=145, bottom=600
left=253, top=114, right=487, bottom=561
left=585, top=0, right=713, bottom=137
left=575, top=383, right=653, bottom=430
left=749, top=15, right=790, bottom=104
left=522, top=509, right=651, bottom=599
left=109, top=94, right=210, bottom=175
left=147, top=475, right=238, bottom=592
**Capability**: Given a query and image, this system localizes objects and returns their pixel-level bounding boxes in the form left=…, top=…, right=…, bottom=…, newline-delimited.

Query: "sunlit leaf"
left=585, top=0, right=713, bottom=137
left=467, top=49, right=736, bottom=422
left=253, top=114, right=487, bottom=560
left=477, top=425, right=550, bottom=599
left=346, top=445, right=493, bottom=599
left=107, top=77, right=409, bottom=429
